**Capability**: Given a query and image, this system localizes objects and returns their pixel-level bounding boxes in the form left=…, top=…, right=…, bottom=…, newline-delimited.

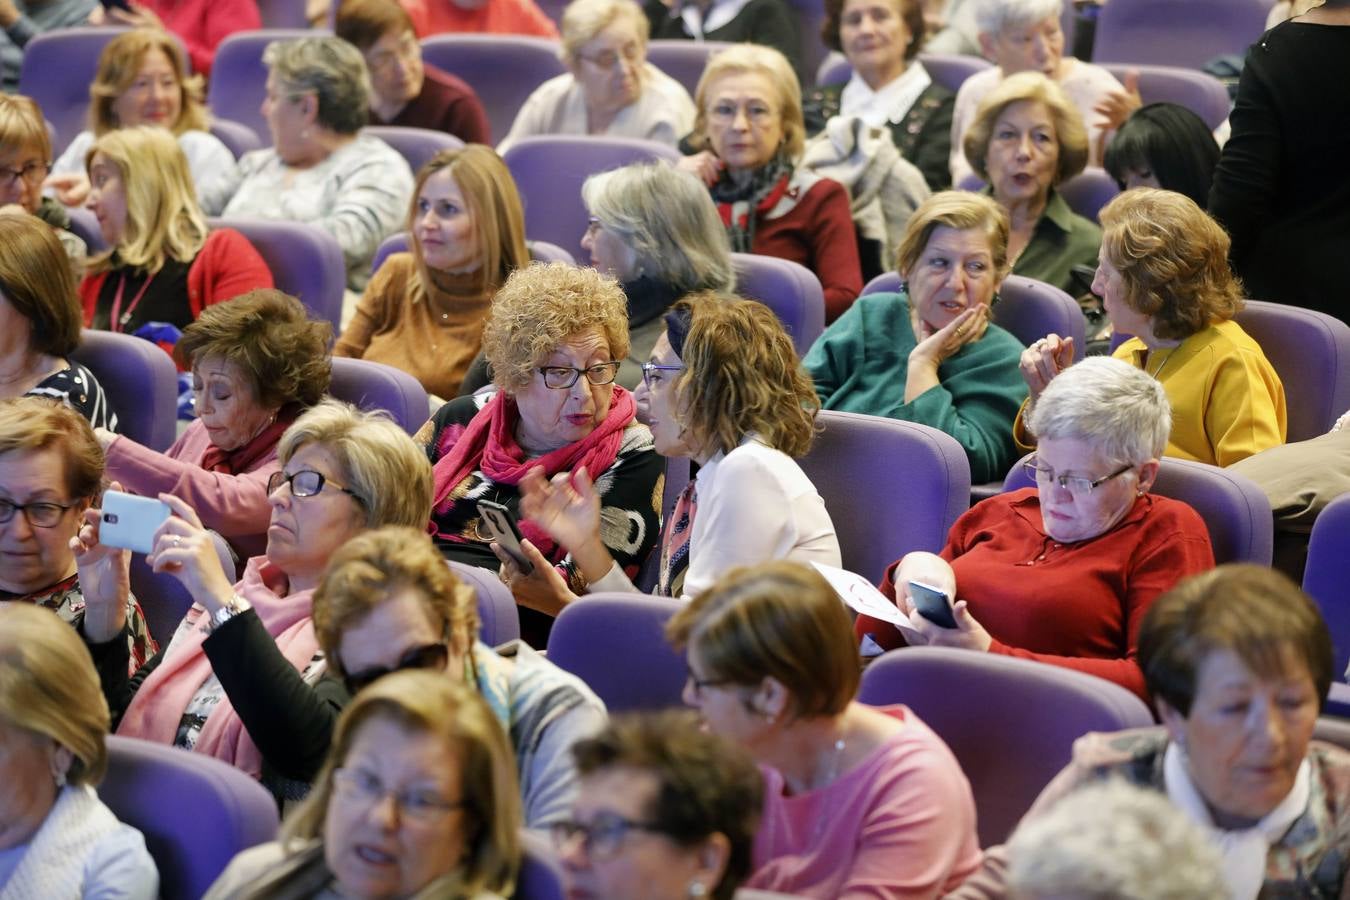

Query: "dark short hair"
left=1103, top=103, right=1220, bottom=209
left=820, top=0, right=925, bottom=60
left=0, top=213, right=82, bottom=357
left=1139, top=565, right=1334, bottom=716
left=572, top=711, right=763, bottom=900
left=174, top=289, right=332, bottom=410
left=336, top=0, right=416, bottom=51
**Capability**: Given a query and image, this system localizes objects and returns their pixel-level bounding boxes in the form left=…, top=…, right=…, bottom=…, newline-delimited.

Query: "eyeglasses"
left=0, top=161, right=51, bottom=190
left=576, top=42, right=642, bottom=70
left=538, top=362, right=621, bottom=389
left=332, top=767, right=464, bottom=823
left=1022, top=457, right=1136, bottom=495
left=266, top=470, right=364, bottom=502
left=685, top=668, right=735, bottom=698
left=551, top=812, right=666, bottom=860
left=639, top=363, right=684, bottom=388
left=342, top=643, right=450, bottom=695
left=0, top=497, right=74, bottom=528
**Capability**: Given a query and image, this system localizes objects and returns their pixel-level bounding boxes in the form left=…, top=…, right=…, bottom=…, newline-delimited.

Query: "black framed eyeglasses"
left=1023, top=457, right=1136, bottom=495
left=685, top=668, right=735, bottom=698
left=0, top=161, right=51, bottom=189
left=342, top=642, right=450, bottom=695
left=0, top=497, right=75, bottom=528
left=640, top=363, right=684, bottom=388
left=551, top=813, right=667, bottom=861
left=538, top=362, right=621, bottom=390
left=266, top=469, right=363, bottom=502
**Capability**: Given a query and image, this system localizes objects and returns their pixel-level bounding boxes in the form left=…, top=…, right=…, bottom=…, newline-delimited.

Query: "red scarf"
left=199, top=404, right=301, bottom=475
left=431, top=389, right=636, bottom=551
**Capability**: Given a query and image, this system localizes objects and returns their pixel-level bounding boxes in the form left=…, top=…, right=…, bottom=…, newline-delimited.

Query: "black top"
left=644, top=0, right=803, bottom=80
left=1208, top=21, right=1350, bottom=322
left=91, top=258, right=194, bottom=334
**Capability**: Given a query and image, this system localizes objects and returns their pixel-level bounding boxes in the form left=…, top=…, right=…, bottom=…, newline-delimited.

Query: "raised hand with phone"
left=890, top=551, right=992, bottom=652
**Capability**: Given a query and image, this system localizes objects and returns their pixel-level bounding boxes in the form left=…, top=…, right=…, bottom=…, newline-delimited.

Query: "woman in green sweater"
left=804, top=191, right=1028, bottom=483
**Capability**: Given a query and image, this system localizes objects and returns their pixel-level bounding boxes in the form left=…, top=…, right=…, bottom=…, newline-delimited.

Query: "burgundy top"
left=372, top=64, right=491, bottom=145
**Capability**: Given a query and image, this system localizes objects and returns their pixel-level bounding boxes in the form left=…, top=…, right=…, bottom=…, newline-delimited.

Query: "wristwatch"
left=208, top=595, right=252, bottom=633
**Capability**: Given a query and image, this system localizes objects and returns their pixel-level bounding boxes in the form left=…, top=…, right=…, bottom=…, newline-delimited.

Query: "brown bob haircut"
left=0, top=397, right=104, bottom=502
left=0, top=212, right=82, bottom=357
left=174, top=289, right=332, bottom=411
left=1139, top=564, right=1335, bottom=716
left=1098, top=187, right=1244, bottom=342
left=667, top=561, right=859, bottom=721
left=0, top=93, right=52, bottom=162
left=335, top=0, right=417, bottom=50
left=89, top=29, right=208, bottom=135
left=821, top=0, right=925, bottom=61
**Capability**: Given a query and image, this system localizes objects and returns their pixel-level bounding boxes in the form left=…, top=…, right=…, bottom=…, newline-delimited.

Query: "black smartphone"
left=908, top=580, right=958, bottom=630
left=99, top=0, right=134, bottom=13
left=477, top=499, right=534, bottom=575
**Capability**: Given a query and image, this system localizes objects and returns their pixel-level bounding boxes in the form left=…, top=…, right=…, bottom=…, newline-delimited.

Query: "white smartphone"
left=908, top=580, right=958, bottom=630
left=100, top=490, right=171, bottom=555
left=477, top=499, right=534, bottom=575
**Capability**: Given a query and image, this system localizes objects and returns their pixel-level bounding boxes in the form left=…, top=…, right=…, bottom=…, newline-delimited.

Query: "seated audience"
left=0, top=214, right=115, bottom=429
left=580, top=161, right=736, bottom=390
left=951, top=564, right=1350, bottom=898
left=0, top=94, right=87, bottom=265
left=961, top=71, right=1100, bottom=295
left=48, top=29, right=238, bottom=215
left=221, top=36, right=414, bottom=292
left=804, top=191, right=1027, bottom=483
left=312, top=526, right=607, bottom=827
left=73, top=401, right=434, bottom=801
left=558, top=711, right=764, bottom=900
left=336, top=0, right=490, bottom=143
left=399, top=0, right=560, bottom=38
left=643, top=0, right=802, bottom=79
left=508, top=292, right=840, bottom=604
left=804, top=0, right=955, bottom=191
left=87, top=0, right=258, bottom=77
left=668, top=562, right=982, bottom=897
left=204, top=670, right=519, bottom=899
left=336, top=146, right=529, bottom=400
left=499, top=0, right=695, bottom=153
left=0, top=0, right=93, bottom=93
left=99, top=290, right=331, bottom=562
left=857, top=357, right=1215, bottom=701
left=949, top=0, right=1126, bottom=184
left=1020, top=188, right=1286, bottom=467
left=0, top=399, right=155, bottom=670
left=79, top=127, right=274, bottom=339
left=0, top=604, right=157, bottom=898
left=678, top=44, right=863, bottom=322
left=414, top=262, right=663, bottom=646
left=1103, top=102, right=1220, bottom=208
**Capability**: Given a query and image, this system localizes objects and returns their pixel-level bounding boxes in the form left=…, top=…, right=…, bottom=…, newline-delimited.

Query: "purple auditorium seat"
left=1101, top=63, right=1232, bottom=131
left=364, top=125, right=465, bottom=175
left=67, top=206, right=109, bottom=254
left=779, top=0, right=824, bottom=82
left=371, top=231, right=411, bottom=275
left=99, top=735, right=280, bottom=899
left=546, top=593, right=687, bottom=712
left=501, top=135, right=680, bottom=264
left=799, top=411, right=971, bottom=582
left=19, top=27, right=131, bottom=155
left=209, top=117, right=264, bottom=159
left=70, top=329, right=178, bottom=451
left=256, top=0, right=308, bottom=28
left=515, top=830, right=565, bottom=900
left=1233, top=300, right=1350, bottom=442
left=209, top=216, right=346, bottom=334
left=1091, top=0, right=1268, bottom=70
left=731, top=253, right=825, bottom=356
left=449, top=560, right=523, bottom=647
left=916, top=53, right=993, bottom=93
left=816, top=51, right=850, bottom=86
left=328, top=357, right=431, bottom=435
left=1315, top=716, right=1350, bottom=750
left=858, top=646, right=1154, bottom=846
left=645, top=39, right=735, bottom=96
left=1056, top=167, right=1119, bottom=223
left=1004, top=454, right=1274, bottom=565
left=1303, top=492, right=1350, bottom=718
left=370, top=233, right=576, bottom=277
left=419, top=35, right=566, bottom=144
left=207, top=29, right=318, bottom=143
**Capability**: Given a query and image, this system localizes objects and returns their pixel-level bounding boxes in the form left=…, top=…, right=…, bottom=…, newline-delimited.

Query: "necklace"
left=810, top=728, right=849, bottom=841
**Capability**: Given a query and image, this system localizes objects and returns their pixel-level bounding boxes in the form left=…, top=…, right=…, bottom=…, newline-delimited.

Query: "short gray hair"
left=560, top=0, right=648, bottom=65
left=277, top=399, right=433, bottom=530
left=1027, top=357, right=1170, bottom=466
left=1006, top=780, right=1228, bottom=900
left=974, top=0, right=1063, bottom=37
left=582, top=162, right=736, bottom=293
left=264, top=36, right=371, bottom=135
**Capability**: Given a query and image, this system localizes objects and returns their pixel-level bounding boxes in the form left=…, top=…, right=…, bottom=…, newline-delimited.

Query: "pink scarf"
left=431, top=388, right=637, bottom=551
left=116, top=557, right=320, bottom=779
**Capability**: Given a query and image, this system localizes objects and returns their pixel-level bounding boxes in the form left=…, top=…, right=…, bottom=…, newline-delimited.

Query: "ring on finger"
left=172, top=536, right=181, bottom=548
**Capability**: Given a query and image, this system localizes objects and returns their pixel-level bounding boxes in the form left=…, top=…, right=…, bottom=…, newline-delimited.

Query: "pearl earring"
left=687, top=881, right=708, bottom=897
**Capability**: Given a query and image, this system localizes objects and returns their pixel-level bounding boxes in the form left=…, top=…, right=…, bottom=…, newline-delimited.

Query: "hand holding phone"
left=99, top=490, right=171, bottom=555
left=908, top=580, right=958, bottom=630
left=478, top=499, right=534, bottom=575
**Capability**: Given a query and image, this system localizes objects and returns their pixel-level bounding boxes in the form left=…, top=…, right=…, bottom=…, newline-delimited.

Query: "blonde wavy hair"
left=89, top=29, right=208, bottom=136
left=963, top=70, right=1088, bottom=186
left=669, top=292, right=818, bottom=459
left=1099, top=188, right=1243, bottom=341
left=481, top=262, right=630, bottom=392
left=894, top=191, right=1012, bottom=283
left=84, top=126, right=207, bottom=276
left=689, top=43, right=804, bottom=159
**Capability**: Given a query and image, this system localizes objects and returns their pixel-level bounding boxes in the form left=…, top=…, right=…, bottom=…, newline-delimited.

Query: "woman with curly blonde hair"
left=416, top=261, right=664, bottom=646
left=1019, top=188, right=1286, bottom=466
left=513, top=291, right=840, bottom=604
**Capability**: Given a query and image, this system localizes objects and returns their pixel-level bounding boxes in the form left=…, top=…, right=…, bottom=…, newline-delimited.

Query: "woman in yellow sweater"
left=1019, top=188, right=1285, bottom=467
left=334, top=145, right=529, bottom=400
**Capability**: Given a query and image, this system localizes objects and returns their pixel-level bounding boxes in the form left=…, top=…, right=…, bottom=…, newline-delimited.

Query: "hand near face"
left=519, top=465, right=601, bottom=554
left=70, top=483, right=132, bottom=644
left=146, top=493, right=235, bottom=614
left=1019, top=333, right=1075, bottom=400
left=44, top=172, right=91, bottom=208
left=494, top=538, right=577, bottom=616
left=105, top=1, right=165, bottom=30
left=909, top=303, right=989, bottom=368
left=1093, top=68, right=1142, bottom=134
left=675, top=151, right=724, bottom=187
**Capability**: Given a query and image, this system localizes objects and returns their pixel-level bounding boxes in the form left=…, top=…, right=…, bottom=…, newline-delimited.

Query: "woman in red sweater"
left=856, top=356, right=1215, bottom=701
left=677, top=44, right=862, bottom=322
left=78, top=126, right=273, bottom=344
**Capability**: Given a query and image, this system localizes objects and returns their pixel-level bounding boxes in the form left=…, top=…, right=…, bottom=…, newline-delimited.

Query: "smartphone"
left=908, top=580, right=958, bottom=630
left=477, top=499, right=534, bottom=575
left=99, top=0, right=133, bottom=12
left=100, top=490, right=171, bottom=554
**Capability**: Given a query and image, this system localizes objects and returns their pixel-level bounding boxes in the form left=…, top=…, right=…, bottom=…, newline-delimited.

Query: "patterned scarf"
left=710, top=152, right=794, bottom=253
